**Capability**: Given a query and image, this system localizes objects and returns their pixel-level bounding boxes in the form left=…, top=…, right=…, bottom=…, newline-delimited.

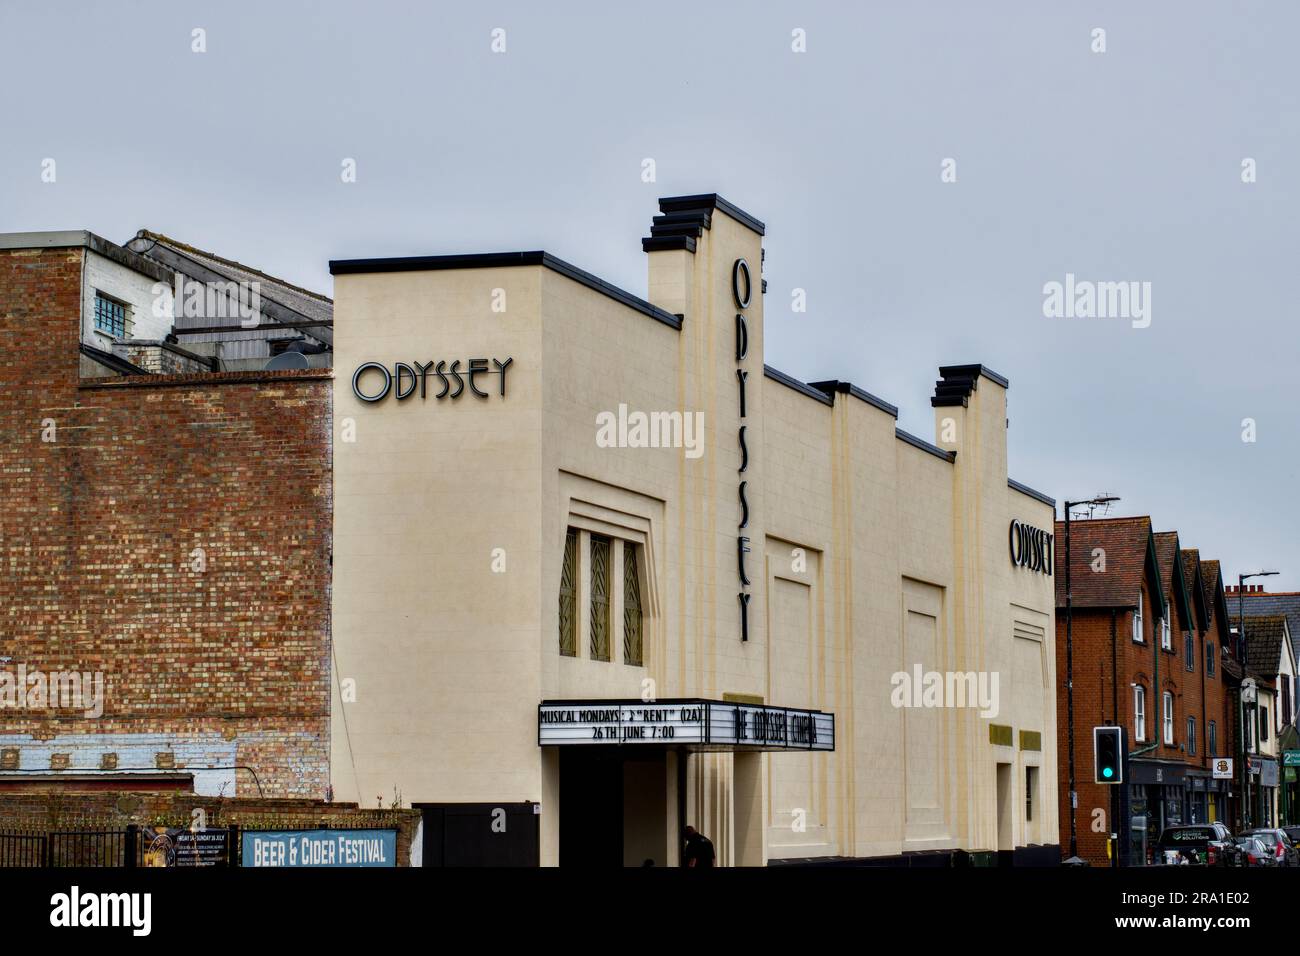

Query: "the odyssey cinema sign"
left=1009, top=519, right=1053, bottom=575
left=351, top=357, right=514, bottom=403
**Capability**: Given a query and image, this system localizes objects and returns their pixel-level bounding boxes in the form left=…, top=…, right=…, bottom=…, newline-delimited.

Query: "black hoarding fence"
left=49, top=828, right=131, bottom=867
left=0, top=815, right=405, bottom=868
left=0, top=823, right=237, bottom=868
left=0, top=829, right=46, bottom=867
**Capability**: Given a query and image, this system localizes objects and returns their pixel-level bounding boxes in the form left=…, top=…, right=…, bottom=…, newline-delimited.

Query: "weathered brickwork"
left=0, top=247, right=332, bottom=798
left=112, top=341, right=211, bottom=375
left=1055, top=601, right=1144, bottom=864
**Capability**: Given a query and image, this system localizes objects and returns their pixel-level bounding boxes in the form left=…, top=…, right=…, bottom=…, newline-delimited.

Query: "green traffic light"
left=1102, top=767, right=1114, bottom=779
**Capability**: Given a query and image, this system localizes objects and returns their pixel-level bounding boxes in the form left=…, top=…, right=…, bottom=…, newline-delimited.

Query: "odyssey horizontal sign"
left=351, top=358, right=514, bottom=403
left=538, top=699, right=834, bottom=752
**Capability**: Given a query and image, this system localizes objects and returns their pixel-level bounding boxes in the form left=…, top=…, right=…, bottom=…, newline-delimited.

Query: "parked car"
left=1281, top=825, right=1300, bottom=848
left=1154, top=823, right=1237, bottom=866
left=1240, top=828, right=1298, bottom=867
left=1234, top=835, right=1278, bottom=867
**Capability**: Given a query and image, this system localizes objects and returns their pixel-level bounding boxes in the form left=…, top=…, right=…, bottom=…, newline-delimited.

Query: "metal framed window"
left=589, top=534, right=611, bottom=662
left=558, top=528, right=577, bottom=657
left=622, top=541, right=643, bottom=666
left=94, top=292, right=127, bottom=337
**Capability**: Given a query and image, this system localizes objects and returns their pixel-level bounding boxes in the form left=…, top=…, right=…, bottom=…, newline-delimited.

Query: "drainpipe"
left=1146, top=597, right=1162, bottom=848
left=1200, top=619, right=1208, bottom=820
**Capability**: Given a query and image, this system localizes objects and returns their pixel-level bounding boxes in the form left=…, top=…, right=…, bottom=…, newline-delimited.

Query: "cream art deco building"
left=329, top=194, right=1059, bottom=867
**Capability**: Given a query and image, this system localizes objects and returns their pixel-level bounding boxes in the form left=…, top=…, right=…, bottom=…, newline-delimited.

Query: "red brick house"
left=1054, top=516, right=1235, bottom=865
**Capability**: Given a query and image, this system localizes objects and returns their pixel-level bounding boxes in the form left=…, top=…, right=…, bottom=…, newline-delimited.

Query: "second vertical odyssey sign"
left=735, top=257, right=753, bottom=642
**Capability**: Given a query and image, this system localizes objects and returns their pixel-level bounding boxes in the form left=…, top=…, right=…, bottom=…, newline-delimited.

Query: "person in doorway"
left=682, top=825, right=715, bottom=868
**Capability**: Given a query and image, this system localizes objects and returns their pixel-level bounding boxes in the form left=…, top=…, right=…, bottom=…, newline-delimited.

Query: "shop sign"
left=1212, top=758, right=1233, bottom=779
left=538, top=700, right=834, bottom=751
left=1282, top=750, right=1300, bottom=767
left=241, top=829, right=397, bottom=867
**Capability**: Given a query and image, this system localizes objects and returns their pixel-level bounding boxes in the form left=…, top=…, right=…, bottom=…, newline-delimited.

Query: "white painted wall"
left=82, top=249, right=173, bottom=349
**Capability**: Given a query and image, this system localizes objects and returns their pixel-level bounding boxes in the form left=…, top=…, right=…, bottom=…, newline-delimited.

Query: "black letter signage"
left=1008, top=519, right=1054, bottom=575
left=734, top=258, right=755, bottom=641
left=351, top=357, right=514, bottom=404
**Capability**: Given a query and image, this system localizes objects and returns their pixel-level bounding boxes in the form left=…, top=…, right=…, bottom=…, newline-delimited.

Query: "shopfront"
left=327, top=192, right=1059, bottom=865
left=1129, top=761, right=1190, bottom=864
left=1250, top=756, right=1280, bottom=826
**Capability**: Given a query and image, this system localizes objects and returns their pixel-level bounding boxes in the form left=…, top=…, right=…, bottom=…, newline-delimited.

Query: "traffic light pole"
left=1110, top=772, right=1119, bottom=867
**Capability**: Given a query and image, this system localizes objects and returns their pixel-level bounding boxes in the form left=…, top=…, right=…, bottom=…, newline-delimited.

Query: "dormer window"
left=1160, top=612, right=1171, bottom=650
left=1133, top=592, right=1144, bottom=643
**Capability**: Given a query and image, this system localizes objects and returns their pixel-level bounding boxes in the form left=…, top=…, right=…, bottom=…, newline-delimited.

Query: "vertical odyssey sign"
left=1008, top=519, right=1053, bottom=575
left=734, top=257, right=753, bottom=642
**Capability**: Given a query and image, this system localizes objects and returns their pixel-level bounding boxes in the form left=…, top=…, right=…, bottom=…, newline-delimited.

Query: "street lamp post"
left=1238, top=569, right=1279, bottom=831
left=1063, top=494, right=1120, bottom=862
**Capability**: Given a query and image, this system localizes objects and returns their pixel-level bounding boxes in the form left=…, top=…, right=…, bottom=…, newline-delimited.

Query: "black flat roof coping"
left=1008, top=478, right=1056, bottom=507
left=808, top=380, right=900, bottom=419
left=657, top=194, right=766, bottom=236
left=895, top=428, right=956, bottom=463
left=328, top=250, right=682, bottom=330
left=763, top=365, right=834, bottom=405
left=938, top=363, right=1010, bottom=390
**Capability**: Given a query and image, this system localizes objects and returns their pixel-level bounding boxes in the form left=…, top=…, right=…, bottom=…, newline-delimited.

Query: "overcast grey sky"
left=3, top=1, right=1296, bottom=589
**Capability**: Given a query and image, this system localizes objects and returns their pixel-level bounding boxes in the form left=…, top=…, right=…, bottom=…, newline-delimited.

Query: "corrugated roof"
left=131, top=230, right=332, bottom=346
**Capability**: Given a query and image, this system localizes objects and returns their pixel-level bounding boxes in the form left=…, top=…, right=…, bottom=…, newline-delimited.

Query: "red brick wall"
left=1056, top=570, right=1239, bottom=864
left=1055, top=604, right=1130, bottom=864
left=0, top=247, right=332, bottom=798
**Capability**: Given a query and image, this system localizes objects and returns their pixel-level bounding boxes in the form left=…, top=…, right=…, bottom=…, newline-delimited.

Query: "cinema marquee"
left=539, top=699, right=834, bottom=751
